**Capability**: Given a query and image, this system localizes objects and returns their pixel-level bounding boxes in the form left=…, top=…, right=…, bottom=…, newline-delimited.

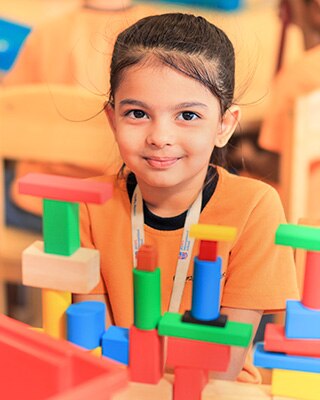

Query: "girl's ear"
left=105, top=103, right=117, bottom=134
left=215, top=105, right=241, bottom=148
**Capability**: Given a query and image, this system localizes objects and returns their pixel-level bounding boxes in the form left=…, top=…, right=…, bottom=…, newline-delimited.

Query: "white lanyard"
left=131, top=184, right=202, bottom=313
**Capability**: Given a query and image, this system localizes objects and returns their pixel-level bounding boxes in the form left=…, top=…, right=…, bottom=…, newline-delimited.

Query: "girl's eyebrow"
left=119, top=99, right=208, bottom=110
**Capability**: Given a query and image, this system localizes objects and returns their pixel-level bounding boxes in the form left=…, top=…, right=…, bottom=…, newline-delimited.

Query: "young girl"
left=76, top=13, right=299, bottom=381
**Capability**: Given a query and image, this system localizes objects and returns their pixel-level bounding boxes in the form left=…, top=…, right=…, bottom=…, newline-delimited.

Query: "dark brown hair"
left=108, top=13, right=236, bottom=179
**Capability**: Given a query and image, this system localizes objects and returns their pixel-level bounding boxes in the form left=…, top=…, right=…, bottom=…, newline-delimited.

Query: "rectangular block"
left=173, top=367, right=208, bottom=400
left=285, top=300, right=320, bottom=339
left=22, top=241, right=100, bottom=293
left=18, top=173, right=113, bottom=204
left=129, top=326, right=164, bottom=384
left=275, top=223, right=320, bottom=251
left=0, top=314, right=127, bottom=400
left=265, top=323, right=320, bottom=357
left=189, top=224, right=237, bottom=241
left=167, top=337, right=230, bottom=371
left=158, top=312, right=252, bottom=347
left=253, top=342, right=320, bottom=373
left=272, top=368, right=320, bottom=400
left=43, top=199, right=80, bottom=256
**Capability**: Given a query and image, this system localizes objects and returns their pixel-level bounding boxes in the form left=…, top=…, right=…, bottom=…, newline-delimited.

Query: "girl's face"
left=107, top=61, right=239, bottom=192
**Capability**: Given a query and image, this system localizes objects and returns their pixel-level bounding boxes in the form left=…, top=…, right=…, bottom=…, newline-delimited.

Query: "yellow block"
left=29, top=327, right=44, bottom=333
left=42, top=289, right=71, bottom=340
left=89, top=346, right=102, bottom=357
left=190, top=224, right=237, bottom=241
left=272, top=368, right=320, bottom=400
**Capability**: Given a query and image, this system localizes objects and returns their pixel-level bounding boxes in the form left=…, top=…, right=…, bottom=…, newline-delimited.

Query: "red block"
left=18, top=173, right=113, bottom=204
left=167, top=336, right=230, bottom=371
left=302, top=251, right=320, bottom=310
left=265, top=323, right=320, bottom=357
left=129, top=326, right=164, bottom=384
left=173, top=367, right=208, bottom=400
left=198, top=240, right=217, bottom=261
left=136, top=244, right=158, bottom=272
left=0, top=314, right=127, bottom=400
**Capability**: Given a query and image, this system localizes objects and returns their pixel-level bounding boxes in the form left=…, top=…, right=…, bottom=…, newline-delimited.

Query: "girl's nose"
left=146, top=121, right=174, bottom=148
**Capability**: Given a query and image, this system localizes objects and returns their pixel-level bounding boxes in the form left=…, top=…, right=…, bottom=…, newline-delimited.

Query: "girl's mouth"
left=144, top=157, right=181, bottom=169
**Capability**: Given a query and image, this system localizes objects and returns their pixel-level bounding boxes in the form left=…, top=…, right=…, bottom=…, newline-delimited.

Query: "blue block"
left=286, top=300, right=320, bottom=339
left=191, top=256, right=221, bottom=320
left=66, top=301, right=106, bottom=350
left=102, top=326, right=129, bottom=365
left=253, top=342, right=320, bottom=373
left=0, top=18, right=32, bottom=73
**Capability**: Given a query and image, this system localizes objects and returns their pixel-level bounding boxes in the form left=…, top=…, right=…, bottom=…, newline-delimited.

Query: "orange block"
left=265, top=323, right=320, bottom=357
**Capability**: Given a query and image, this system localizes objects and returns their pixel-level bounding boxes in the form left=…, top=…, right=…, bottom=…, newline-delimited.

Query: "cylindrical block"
left=133, top=267, right=161, bottom=330
left=66, top=301, right=106, bottom=349
left=42, top=289, right=71, bottom=339
left=302, top=251, right=320, bottom=309
left=191, top=256, right=221, bottom=321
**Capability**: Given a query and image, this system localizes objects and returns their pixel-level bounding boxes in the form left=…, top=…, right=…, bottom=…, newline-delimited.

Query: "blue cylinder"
left=191, top=256, right=222, bottom=321
left=66, top=301, right=106, bottom=350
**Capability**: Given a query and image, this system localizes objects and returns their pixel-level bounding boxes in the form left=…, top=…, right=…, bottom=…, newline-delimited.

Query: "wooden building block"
left=253, top=342, right=320, bottom=373
left=42, top=289, right=71, bottom=340
left=43, top=199, right=80, bottom=256
left=272, top=368, right=320, bottom=400
left=265, top=323, right=320, bottom=357
left=129, top=326, right=164, bottom=384
left=0, top=314, right=127, bottom=400
left=190, top=224, right=237, bottom=242
left=158, top=312, right=252, bottom=347
left=173, top=367, right=208, bottom=400
left=167, top=337, right=230, bottom=371
left=18, top=173, right=113, bottom=204
left=275, top=224, right=320, bottom=251
left=22, top=241, right=100, bottom=293
left=136, top=244, right=158, bottom=272
left=285, top=300, right=320, bottom=339
left=102, top=326, right=129, bottom=365
left=302, top=251, right=320, bottom=310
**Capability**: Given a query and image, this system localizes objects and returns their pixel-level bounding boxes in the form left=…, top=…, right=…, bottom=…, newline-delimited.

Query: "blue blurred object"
left=0, top=18, right=32, bottom=73
left=138, top=0, right=243, bottom=11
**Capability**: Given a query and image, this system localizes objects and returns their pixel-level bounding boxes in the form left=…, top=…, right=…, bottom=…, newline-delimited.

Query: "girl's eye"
left=126, top=110, right=147, bottom=119
left=178, top=111, right=199, bottom=121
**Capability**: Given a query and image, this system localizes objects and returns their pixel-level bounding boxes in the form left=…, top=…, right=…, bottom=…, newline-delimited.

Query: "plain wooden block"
left=22, top=241, right=100, bottom=293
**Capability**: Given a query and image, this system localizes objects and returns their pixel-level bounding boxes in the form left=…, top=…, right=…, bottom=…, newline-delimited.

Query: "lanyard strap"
left=131, top=185, right=202, bottom=313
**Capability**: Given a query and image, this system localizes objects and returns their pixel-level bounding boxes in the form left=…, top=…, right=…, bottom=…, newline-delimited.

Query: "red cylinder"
left=302, top=251, right=320, bottom=309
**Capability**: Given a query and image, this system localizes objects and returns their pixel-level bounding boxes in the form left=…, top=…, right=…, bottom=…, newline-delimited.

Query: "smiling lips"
left=144, top=156, right=181, bottom=169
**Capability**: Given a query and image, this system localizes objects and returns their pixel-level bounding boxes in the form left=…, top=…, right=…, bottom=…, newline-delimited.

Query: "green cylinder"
left=133, top=267, right=161, bottom=330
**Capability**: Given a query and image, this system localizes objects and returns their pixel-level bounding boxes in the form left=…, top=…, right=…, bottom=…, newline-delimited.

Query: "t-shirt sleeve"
left=80, top=202, right=107, bottom=294
left=221, top=186, right=300, bottom=312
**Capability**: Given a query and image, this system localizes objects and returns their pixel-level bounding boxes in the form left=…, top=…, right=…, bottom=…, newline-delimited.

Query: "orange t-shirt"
left=80, top=166, right=299, bottom=327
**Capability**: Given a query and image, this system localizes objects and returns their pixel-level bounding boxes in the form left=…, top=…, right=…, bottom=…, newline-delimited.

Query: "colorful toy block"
left=173, top=367, right=208, bottom=400
left=102, top=326, right=129, bottom=365
left=275, top=223, right=320, bottom=251
left=285, top=300, right=320, bottom=339
left=191, top=256, right=222, bottom=321
left=301, top=250, right=320, bottom=309
left=167, top=337, right=230, bottom=371
left=0, top=314, right=127, bottom=400
left=42, top=289, right=71, bottom=340
left=272, top=368, right=320, bottom=400
left=133, top=267, right=161, bottom=330
left=22, top=241, right=100, bottom=293
left=158, top=312, right=252, bottom=347
left=43, top=199, right=80, bottom=256
left=18, top=173, right=113, bottom=204
left=136, top=244, right=158, bottom=271
left=129, top=326, right=164, bottom=384
left=264, top=323, right=320, bottom=357
left=66, top=301, right=106, bottom=350
left=253, top=342, right=320, bottom=373
left=198, top=240, right=217, bottom=261
left=182, top=310, right=227, bottom=327
left=189, top=224, right=237, bottom=242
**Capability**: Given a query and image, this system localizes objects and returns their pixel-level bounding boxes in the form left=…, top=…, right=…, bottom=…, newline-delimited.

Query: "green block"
left=43, top=199, right=80, bottom=256
left=158, top=312, right=252, bottom=347
left=133, top=267, right=161, bottom=330
left=276, top=224, right=320, bottom=251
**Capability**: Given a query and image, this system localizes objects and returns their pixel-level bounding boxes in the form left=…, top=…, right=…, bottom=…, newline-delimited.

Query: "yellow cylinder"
left=42, top=289, right=71, bottom=339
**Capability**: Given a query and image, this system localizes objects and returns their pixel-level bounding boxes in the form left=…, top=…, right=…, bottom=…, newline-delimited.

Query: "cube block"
left=102, top=326, right=129, bottom=365
left=285, top=300, right=320, bottom=339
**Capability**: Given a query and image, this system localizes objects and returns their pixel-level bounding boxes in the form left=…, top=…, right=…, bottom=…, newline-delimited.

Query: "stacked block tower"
left=253, top=223, right=320, bottom=400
